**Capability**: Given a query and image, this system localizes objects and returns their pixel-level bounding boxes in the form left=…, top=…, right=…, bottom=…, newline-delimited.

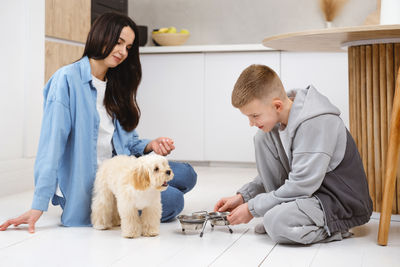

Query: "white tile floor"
left=1, top=165, right=400, bottom=267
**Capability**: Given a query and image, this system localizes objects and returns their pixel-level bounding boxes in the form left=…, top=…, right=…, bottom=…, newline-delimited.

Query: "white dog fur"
left=91, top=154, right=173, bottom=238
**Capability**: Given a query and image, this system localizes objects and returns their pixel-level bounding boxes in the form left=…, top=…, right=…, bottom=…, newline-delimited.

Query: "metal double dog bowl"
left=177, top=211, right=233, bottom=237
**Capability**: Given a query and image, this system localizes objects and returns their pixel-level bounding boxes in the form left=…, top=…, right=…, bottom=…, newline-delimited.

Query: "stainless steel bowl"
left=210, top=218, right=230, bottom=226
left=208, top=211, right=230, bottom=219
left=208, top=211, right=230, bottom=226
left=177, top=211, right=233, bottom=236
left=177, top=214, right=206, bottom=231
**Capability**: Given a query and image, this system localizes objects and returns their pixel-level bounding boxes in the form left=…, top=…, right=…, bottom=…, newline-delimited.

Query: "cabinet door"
left=204, top=52, right=280, bottom=162
left=280, top=52, right=349, bottom=127
left=45, top=0, right=90, bottom=43
left=45, top=41, right=84, bottom=82
left=136, top=53, right=204, bottom=161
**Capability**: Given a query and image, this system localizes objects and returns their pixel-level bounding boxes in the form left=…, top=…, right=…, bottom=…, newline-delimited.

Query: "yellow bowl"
left=152, top=32, right=190, bottom=46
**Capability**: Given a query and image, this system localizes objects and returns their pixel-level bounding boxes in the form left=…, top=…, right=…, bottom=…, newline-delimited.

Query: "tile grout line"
left=0, top=237, right=35, bottom=250
left=257, top=242, right=278, bottom=267
left=109, top=246, right=168, bottom=267
left=108, top=253, right=130, bottom=267
left=308, top=243, right=322, bottom=267
left=207, top=228, right=250, bottom=267
left=109, top=232, right=187, bottom=267
left=154, top=245, right=189, bottom=267
left=0, top=227, right=54, bottom=250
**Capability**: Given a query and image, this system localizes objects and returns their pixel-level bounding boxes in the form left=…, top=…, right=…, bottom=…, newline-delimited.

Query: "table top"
left=262, top=24, right=400, bottom=52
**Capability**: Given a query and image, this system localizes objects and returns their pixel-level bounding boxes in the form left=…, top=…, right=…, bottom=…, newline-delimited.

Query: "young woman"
left=0, top=13, right=196, bottom=233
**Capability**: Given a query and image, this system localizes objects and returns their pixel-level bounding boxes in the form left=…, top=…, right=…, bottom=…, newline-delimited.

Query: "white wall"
left=0, top=0, right=45, bottom=197
left=280, top=52, right=349, bottom=127
left=129, top=0, right=377, bottom=45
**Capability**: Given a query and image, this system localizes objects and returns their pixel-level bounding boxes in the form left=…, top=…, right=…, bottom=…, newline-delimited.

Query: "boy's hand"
left=214, top=194, right=244, bottom=212
left=0, top=209, right=43, bottom=233
left=145, top=137, right=175, bottom=156
left=227, top=203, right=253, bottom=225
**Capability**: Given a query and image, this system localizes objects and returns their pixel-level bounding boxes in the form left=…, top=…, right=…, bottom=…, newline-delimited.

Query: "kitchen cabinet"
left=138, top=47, right=280, bottom=163
left=138, top=45, right=348, bottom=163
left=45, top=41, right=84, bottom=82
left=136, top=53, right=205, bottom=161
left=45, top=0, right=90, bottom=43
left=45, top=0, right=90, bottom=82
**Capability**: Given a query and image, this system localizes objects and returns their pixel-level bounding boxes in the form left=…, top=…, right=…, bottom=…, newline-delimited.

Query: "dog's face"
left=132, top=154, right=173, bottom=191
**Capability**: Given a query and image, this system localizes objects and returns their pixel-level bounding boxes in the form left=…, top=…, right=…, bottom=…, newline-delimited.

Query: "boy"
left=214, top=64, right=372, bottom=244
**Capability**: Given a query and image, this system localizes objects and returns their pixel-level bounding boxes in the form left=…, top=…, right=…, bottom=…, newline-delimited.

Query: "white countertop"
left=139, top=44, right=275, bottom=53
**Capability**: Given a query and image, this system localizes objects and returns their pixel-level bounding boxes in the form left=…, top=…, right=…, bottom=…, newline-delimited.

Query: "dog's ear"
left=131, top=166, right=150, bottom=190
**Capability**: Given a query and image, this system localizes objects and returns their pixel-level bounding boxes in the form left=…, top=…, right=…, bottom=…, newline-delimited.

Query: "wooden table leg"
left=378, top=66, right=400, bottom=246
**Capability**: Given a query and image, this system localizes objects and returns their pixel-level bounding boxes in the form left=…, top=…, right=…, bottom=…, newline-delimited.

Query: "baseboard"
left=0, top=158, right=35, bottom=198
left=371, top=211, right=400, bottom=222
left=171, top=160, right=256, bottom=168
left=208, top=161, right=256, bottom=168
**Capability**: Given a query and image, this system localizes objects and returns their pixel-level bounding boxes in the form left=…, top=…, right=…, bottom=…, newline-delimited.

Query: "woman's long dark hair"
left=83, top=12, right=142, bottom=132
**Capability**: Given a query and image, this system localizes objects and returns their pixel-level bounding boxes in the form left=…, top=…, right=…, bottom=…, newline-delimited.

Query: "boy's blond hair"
left=232, top=64, right=285, bottom=108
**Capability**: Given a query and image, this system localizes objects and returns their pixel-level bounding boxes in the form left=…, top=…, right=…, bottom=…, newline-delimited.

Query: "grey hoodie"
left=239, top=85, right=372, bottom=234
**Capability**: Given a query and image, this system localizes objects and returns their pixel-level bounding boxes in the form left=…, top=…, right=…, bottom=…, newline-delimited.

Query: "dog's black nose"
left=166, top=170, right=171, bottom=175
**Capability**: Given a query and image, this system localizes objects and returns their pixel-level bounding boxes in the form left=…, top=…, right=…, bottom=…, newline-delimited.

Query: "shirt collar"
left=79, top=56, right=92, bottom=83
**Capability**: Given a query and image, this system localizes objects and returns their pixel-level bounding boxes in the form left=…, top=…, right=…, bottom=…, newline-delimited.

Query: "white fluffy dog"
left=91, top=154, right=173, bottom=238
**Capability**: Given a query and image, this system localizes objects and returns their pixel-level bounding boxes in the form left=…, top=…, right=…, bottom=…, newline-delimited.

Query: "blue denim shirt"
left=32, top=56, right=150, bottom=226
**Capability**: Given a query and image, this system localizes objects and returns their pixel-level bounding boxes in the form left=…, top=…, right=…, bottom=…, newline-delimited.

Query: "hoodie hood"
left=278, top=85, right=344, bottom=166
left=285, top=85, right=341, bottom=138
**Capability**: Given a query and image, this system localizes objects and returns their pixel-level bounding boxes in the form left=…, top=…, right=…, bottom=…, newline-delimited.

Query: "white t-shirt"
left=278, top=125, right=291, bottom=162
left=92, top=75, right=115, bottom=166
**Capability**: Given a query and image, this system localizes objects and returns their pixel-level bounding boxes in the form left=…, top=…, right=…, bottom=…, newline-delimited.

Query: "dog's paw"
left=121, top=224, right=142, bottom=238
left=121, top=229, right=141, bottom=238
left=92, top=224, right=111, bottom=230
left=142, top=230, right=159, bottom=237
left=141, top=225, right=159, bottom=237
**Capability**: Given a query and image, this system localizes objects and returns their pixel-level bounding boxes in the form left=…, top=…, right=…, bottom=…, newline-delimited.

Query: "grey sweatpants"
left=254, top=129, right=332, bottom=244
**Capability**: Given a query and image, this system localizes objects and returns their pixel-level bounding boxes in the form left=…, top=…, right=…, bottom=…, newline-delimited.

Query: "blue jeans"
left=161, top=161, right=197, bottom=222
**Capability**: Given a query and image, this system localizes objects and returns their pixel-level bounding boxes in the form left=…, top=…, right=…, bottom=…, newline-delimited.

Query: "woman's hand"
left=0, top=209, right=43, bottom=233
left=214, top=194, right=244, bottom=212
left=227, top=203, right=253, bottom=225
left=145, top=137, right=175, bottom=156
